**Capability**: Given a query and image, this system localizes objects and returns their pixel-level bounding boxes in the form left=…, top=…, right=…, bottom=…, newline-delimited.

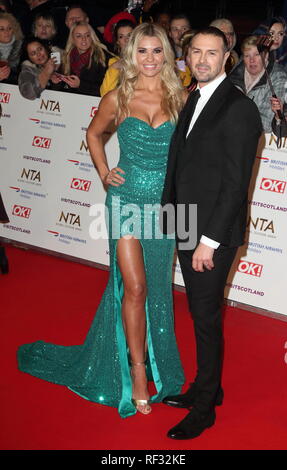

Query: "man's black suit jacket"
left=161, top=77, right=263, bottom=248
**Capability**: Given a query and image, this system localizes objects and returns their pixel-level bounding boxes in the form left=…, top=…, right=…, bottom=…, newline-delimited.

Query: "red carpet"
left=0, top=245, right=287, bottom=450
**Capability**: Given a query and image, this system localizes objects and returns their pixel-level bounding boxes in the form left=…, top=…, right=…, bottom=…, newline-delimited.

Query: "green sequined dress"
left=17, top=117, right=185, bottom=418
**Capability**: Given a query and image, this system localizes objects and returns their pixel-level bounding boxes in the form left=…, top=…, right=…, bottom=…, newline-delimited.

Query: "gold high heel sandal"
left=131, top=361, right=152, bottom=415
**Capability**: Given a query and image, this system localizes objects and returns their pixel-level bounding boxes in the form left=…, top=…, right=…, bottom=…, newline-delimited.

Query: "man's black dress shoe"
left=167, top=408, right=216, bottom=440
left=163, top=383, right=223, bottom=409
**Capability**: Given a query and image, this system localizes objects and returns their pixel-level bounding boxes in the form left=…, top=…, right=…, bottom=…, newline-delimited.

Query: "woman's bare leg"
left=117, top=236, right=151, bottom=414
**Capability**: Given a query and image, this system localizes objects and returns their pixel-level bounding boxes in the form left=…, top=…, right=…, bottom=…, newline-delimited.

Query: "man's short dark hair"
left=190, top=26, right=229, bottom=52
left=66, top=4, right=88, bottom=15
left=170, top=13, right=190, bottom=26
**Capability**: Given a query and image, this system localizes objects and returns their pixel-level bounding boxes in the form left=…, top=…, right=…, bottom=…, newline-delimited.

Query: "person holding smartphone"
left=18, top=37, right=61, bottom=100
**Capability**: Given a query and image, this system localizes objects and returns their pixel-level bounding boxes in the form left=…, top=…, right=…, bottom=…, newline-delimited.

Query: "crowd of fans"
left=0, top=0, right=286, bottom=136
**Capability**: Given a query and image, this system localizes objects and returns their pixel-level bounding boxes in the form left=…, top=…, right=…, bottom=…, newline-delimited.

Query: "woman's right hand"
left=50, top=73, right=62, bottom=84
left=270, top=96, right=283, bottom=119
left=43, top=58, right=57, bottom=77
left=0, top=65, right=10, bottom=81
left=103, top=167, right=125, bottom=186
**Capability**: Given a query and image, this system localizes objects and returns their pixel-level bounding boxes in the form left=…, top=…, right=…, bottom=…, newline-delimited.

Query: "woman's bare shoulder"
left=99, top=88, right=118, bottom=111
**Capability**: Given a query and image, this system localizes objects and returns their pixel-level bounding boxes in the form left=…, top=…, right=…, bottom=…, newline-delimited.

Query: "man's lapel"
left=185, top=78, right=232, bottom=143
left=167, top=92, right=195, bottom=159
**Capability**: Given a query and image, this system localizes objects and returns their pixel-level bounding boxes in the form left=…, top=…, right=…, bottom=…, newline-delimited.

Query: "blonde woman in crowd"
left=210, top=18, right=239, bottom=72
left=32, top=12, right=63, bottom=59
left=0, top=12, right=23, bottom=83
left=60, top=21, right=107, bottom=96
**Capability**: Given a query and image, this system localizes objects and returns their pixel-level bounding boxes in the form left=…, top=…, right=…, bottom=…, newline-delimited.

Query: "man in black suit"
left=161, top=26, right=262, bottom=440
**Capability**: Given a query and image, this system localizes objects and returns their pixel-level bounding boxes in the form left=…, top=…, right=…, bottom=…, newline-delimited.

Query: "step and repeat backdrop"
left=0, top=84, right=286, bottom=316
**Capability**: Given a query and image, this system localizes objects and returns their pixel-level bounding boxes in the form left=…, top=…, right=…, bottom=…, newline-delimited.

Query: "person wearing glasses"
left=210, top=18, right=239, bottom=73
left=229, top=35, right=287, bottom=133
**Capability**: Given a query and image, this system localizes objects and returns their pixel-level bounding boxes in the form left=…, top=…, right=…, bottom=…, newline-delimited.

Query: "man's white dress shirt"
left=186, top=73, right=227, bottom=249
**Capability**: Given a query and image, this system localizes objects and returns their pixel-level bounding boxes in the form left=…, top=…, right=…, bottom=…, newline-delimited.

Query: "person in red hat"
left=103, top=11, right=137, bottom=45
left=100, top=18, right=136, bottom=96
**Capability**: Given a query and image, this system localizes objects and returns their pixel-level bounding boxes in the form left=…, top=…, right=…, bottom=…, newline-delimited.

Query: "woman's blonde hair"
left=0, top=12, right=23, bottom=41
left=210, top=18, right=237, bottom=50
left=63, top=21, right=106, bottom=74
left=32, top=13, right=57, bottom=38
left=116, top=22, right=184, bottom=124
left=241, top=35, right=260, bottom=53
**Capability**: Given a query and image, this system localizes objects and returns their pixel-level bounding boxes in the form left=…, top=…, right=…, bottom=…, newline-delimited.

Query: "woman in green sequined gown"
left=17, top=24, right=186, bottom=418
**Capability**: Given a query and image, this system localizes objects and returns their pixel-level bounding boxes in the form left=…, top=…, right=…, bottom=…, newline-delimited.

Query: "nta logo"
left=70, top=178, right=91, bottom=192
left=21, top=168, right=41, bottom=182
left=32, top=136, right=51, bottom=149
left=40, top=99, right=60, bottom=112
left=237, top=260, right=263, bottom=277
left=80, top=139, right=89, bottom=152
left=260, top=178, right=286, bottom=194
left=12, top=204, right=31, bottom=218
left=0, top=92, right=10, bottom=103
left=247, top=216, right=274, bottom=233
left=59, top=211, right=80, bottom=227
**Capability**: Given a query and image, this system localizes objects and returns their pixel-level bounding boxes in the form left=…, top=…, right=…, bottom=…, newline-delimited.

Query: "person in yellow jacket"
left=100, top=19, right=136, bottom=96
left=176, top=29, right=195, bottom=89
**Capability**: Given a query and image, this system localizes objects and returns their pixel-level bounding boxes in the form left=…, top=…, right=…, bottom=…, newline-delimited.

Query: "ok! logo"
left=237, top=260, right=263, bottom=277
left=0, top=92, right=10, bottom=103
left=32, top=136, right=51, bottom=149
left=12, top=204, right=31, bottom=219
left=260, top=178, right=286, bottom=194
left=70, top=178, right=91, bottom=192
left=90, top=106, right=98, bottom=118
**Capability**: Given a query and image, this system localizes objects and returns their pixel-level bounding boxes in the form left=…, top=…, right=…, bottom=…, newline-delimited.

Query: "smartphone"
left=54, top=72, right=66, bottom=80
left=50, top=51, right=61, bottom=65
